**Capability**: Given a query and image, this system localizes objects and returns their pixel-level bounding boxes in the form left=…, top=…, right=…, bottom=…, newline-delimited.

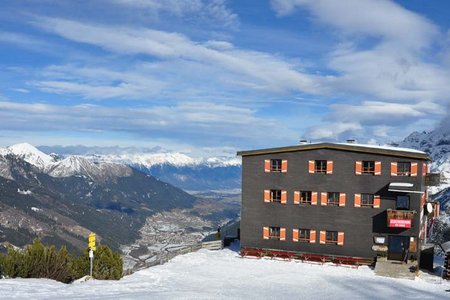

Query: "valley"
left=0, top=143, right=241, bottom=264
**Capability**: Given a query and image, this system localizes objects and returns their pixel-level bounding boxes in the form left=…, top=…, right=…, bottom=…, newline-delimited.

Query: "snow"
left=389, top=182, right=414, bottom=188
left=47, top=155, right=131, bottom=180
left=17, top=189, right=32, bottom=195
left=86, top=152, right=241, bottom=168
left=0, top=143, right=133, bottom=181
left=0, top=247, right=449, bottom=299
left=7, top=143, right=55, bottom=171
left=335, top=142, right=427, bottom=154
left=399, top=128, right=450, bottom=214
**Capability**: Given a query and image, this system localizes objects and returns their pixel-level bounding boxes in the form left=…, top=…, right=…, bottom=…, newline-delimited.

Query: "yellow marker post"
left=88, top=232, right=96, bottom=277
left=88, top=232, right=96, bottom=251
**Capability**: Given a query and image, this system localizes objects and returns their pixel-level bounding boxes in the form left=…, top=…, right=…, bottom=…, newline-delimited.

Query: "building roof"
left=237, top=142, right=430, bottom=160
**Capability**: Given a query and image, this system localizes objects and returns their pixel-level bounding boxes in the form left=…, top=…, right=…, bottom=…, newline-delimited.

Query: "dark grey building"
left=237, top=142, right=433, bottom=264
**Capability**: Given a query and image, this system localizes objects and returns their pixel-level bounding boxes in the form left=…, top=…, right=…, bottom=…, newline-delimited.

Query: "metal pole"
left=89, top=249, right=93, bottom=278
left=424, top=214, right=428, bottom=243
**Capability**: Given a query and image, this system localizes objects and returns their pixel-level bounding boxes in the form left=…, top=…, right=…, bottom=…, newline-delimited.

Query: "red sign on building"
left=389, top=219, right=412, bottom=228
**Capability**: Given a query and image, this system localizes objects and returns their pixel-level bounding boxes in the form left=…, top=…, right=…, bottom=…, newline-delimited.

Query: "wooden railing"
left=240, top=247, right=373, bottom=267
left=126, top=240, right=224, bottom=275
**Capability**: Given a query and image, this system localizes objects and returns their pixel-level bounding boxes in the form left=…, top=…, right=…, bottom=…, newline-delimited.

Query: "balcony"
left=425, top=173, right=441, bottom=186
left=386, top=209, right=415, bottom=228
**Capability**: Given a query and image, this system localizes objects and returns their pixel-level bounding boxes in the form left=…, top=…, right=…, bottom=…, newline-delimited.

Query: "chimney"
left=346, top=139, right=356, bottom=144
left=299, top=140, right=308, bottom=145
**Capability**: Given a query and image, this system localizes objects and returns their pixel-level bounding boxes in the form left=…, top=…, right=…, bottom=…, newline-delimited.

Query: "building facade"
left=238, top=143, right=433, bottom=263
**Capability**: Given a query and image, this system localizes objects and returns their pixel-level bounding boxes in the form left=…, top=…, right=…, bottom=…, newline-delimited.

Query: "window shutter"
left=419, top=223, right=425, bottom=241
left=433, top=202, right=440, bottom=218
left=319, top=231, right=326, bottom=244
left=280, top=228, right=286, bottom=241
left=294, top=191, right=300, bottom=204
left=339, top=192, right=346, bottom=207
left=263, top=227, right=269, bottom=240
left=391, top=162, right=398, bottom=176
left=355, top=161, right=362, bottom=175
left=293, top=229, right=299, bottom=242
left=422, top=163, right=427, bottom=176
left=354, top=193, right=361, bottom=208
left=310, top=230, right=316, bottom=243
left=264, top=190, right=270, bottom=203
left=373, top=195, right=381, bottom=208
left=281, top=160, right=288, bottom=173
left=320, top=192, right=327, bottom=206
left=411, top=162, right=418, bottom=177
left=311, top=192, right=318, bottom=205
left=281, top=191, right=287, bottom=204
left=337, top=232, right=344, bottom=246
left=326, top=160, right=333, bottom=174
left=264, top=160, right=271, bottom=173
left=409, top=237, right=417, bottom=253
left=375, top=161, right=381, bottom=175
left=308, top=160, right=315, bottom=174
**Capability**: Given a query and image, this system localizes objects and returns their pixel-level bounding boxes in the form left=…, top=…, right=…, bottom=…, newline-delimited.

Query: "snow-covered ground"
left=1, top=246, right=449, bottom=299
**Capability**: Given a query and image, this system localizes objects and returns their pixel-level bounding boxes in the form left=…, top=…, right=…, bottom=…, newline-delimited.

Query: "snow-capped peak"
left=48, top=155, right=132, bottom=181
left=399, top=127, right=450, bottom=195
left=6, top=143, right=56, bottom=171
left=86, top=152, right=241, bottom=168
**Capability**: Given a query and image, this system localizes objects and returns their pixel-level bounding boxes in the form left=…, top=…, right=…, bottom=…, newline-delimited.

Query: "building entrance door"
left=388, top=236, right=409, bottom=261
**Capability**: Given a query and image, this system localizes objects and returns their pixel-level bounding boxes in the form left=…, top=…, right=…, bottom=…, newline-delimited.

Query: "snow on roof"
left=238, top=142, right=428, bottom=158
left=334, top=142, right=426, bottom=154
left=389, top=182, right=414, bottom=188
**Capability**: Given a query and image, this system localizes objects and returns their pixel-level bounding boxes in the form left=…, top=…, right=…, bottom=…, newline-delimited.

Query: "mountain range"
left=0, top=143, right=199, bottom=252
left=399, top=122, right=450, bottom=213
left=2, top=126, right=450, bottom=254
left=38, top=145, right=242, bottom=191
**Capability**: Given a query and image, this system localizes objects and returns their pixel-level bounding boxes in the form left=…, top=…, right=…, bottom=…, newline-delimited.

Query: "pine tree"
left=0, top=240, right=123, bottom=282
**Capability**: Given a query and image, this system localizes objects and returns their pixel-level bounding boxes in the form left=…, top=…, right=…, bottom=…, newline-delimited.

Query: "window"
left=362, top=161, right=375, bottom=175
left=374, top=236, right=386, bottom=245
left=269, top=227, right=280, bottom=239
left=326, top=231, right=338, bottom=244
left=270, top=190, right=281, bottom=202
left=397, top=162, right=411, bottom=176
left=270, top=159, right=282, bottom=172
left=315, top=160, right=327, bottom=173
left=300, top=191, right=312, bottom=204
left=327, top=192, right=340, bottom=206
left=396, top=195, right=410, bottom=210
left=299, top=229, right=310, bottom=242
left=361, top=194, right=374, bottom=207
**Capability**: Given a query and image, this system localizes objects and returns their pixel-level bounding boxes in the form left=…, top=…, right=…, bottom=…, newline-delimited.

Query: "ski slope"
left=0, top=247, right=449, bottom=299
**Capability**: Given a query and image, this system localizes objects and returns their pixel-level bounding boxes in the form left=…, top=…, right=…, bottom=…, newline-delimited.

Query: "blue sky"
left=0, top=0, right=449, bottom=157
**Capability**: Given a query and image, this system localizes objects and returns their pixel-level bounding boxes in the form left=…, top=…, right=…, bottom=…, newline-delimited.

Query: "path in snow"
left=0, top=247, right=449, bottom=299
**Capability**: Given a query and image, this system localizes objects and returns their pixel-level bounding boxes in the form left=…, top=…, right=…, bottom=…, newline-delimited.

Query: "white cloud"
left=271, top=0, right=437, bottom=50
left=270, top=0, right=450, bottom=103
left=29, top=16, right=321, bottom=97
left=307, top=122, right=362, bottom=140
left=271, top=0, right=450, bottom=142
left=329, top=101, right=443, bottom=124
left=0, top=31, right=46, bottom=47
left=34, top=65, right=167, bottom=99
left=305, top=101, right=444, bottom=142
left=326, top=43, right=450, bottom=102
left=112, top=0, right=239, bottom=29
left=0, top=100, right=298, bottom=147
